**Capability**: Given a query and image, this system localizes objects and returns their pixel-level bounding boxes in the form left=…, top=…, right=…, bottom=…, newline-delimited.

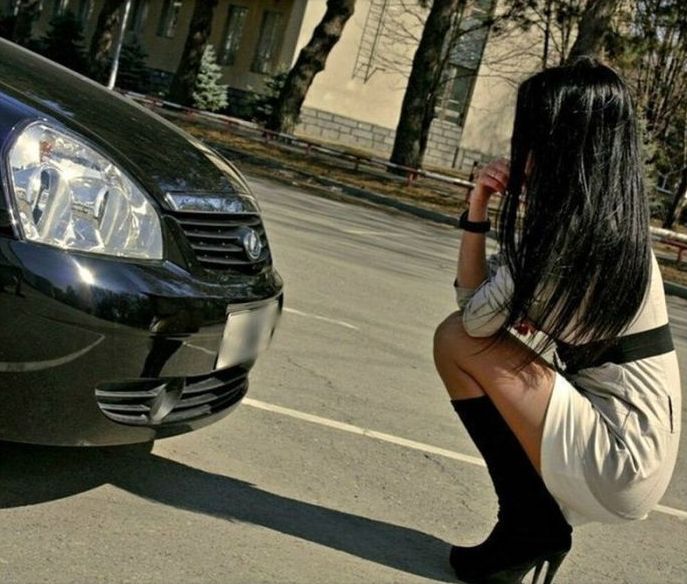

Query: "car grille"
left=166, top=210, right=269, bottom=272
left=95, top=367, right=248, bottom=427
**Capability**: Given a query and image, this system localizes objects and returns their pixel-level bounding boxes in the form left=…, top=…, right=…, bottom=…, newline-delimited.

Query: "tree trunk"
left=663, top=166, right=687, bottom=229
left=168, top=0, right=218, bottom=106
left=390, top=0, right=466, bottom=171
left=568, top=0, right=622, bottom=60
left=88, top=0, right=125, bottom=83
left=12, top=0, right=41, bottom=46
left=266, top=0, right=356, bottom=134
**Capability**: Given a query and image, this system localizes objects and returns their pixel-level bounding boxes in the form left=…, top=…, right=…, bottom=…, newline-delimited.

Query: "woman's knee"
left=433, top=311, right=468, bottom=368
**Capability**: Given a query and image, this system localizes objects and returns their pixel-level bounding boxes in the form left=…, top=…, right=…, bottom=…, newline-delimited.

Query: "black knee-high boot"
left=450, top=396, right=572, bottom=584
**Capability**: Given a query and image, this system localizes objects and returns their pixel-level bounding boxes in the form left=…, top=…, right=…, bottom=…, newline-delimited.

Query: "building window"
left=437, top=66, right=475, bottom=124
left=52, top=0, right=69, bottom=16
left=73, top=0, right=92, bottom=23
left=436, top=0, right=493, bottom=124
left=157, top=0, right=182, bottom=38
left=0, top=0, right=18, bottom=15
left=127, top=0, right=149, bottom=33
left=220, top=4, right=248, bottom=66
left=251, top=10, right=284, bottom=74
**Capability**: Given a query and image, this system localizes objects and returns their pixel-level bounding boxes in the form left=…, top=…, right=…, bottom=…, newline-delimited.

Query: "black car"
left=0, top=39, right=283, bottom=446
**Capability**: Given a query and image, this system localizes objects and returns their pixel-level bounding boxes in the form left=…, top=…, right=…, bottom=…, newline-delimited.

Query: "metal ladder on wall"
left=352, top=0, right=390, bottom=82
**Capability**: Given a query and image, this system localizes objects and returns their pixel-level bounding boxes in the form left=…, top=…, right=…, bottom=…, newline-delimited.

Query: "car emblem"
left=242, top=229, right=262, bottom=261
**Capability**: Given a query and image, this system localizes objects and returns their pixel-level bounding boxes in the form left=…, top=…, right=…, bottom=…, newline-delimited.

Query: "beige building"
left=2, top=0, right=543, bottom=171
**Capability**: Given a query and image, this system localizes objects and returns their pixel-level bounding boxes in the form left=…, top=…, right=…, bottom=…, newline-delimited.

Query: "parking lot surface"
left=0, top=175, right=684, bottom=583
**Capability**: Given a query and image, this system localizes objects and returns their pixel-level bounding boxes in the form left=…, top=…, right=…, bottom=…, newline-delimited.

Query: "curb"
left=213, top=142, right=687, bottom=301
left=664, top=281, right=687, bottom=300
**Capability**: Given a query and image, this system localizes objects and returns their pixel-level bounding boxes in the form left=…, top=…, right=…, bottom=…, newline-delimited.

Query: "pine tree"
left=250, top=71, right=289, bottom=125
left=169, top=0, right=218, bottom=105
left=192, top=45, right=228, bottom=112
left=40, top=11, right=88, bottom=75
left=117, top=39, right=149, bottom=93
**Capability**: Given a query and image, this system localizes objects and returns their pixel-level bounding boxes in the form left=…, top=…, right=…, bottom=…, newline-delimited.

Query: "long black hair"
left=499, top=57, right=651, bottom=347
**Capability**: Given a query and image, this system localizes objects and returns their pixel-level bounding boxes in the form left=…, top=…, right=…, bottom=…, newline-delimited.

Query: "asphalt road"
left=0, top=175, right=685, bottom=584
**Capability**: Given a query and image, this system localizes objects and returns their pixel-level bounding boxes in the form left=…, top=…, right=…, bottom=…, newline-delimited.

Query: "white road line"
left=243, top=398, right=484, bottom=468
left=185, top=343, right=216, bottom=356
left=243, top=398, right=687, bottom=521
left=654, top=504, right=687, bottom=520
left=341, top=229, right=406, bottom=237
left=283, top=307, right=359, bottom=330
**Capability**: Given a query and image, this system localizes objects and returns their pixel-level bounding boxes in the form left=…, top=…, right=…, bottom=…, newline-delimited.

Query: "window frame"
left=52, top=0, right=69, bottom=17
left=219, top=4, right=248, bottom=67
left=156, top=0, right=182, bottom=39
left=127, top=0, right=149, bottom=34
left=250, top=10, right=285, bottom=75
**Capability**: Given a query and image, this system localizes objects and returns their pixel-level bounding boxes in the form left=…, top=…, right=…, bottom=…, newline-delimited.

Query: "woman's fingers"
left=479, top=169, right=507, bottom=192
left=480, top=175, right=506, bottom=193
left=471, top=158, right=511, bottom=200
left=486, top=161, right=510, bottom=182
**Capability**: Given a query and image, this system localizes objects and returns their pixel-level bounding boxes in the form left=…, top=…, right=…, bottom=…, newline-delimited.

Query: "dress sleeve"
left=453, top=254, right=514, bottom=337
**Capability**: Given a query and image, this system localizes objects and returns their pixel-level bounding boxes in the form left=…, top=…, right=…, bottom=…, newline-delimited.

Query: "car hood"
left=0, top=39, right=245, bottom=202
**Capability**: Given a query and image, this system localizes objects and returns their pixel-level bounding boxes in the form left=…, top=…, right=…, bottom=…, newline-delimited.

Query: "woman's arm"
left=456, top=159, right=536, bottom=337
left=457, top=159, right=509, bottom=288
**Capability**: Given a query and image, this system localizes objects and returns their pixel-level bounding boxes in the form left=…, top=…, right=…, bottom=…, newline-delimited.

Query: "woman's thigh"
left=434, top=311, right=556, bottom=472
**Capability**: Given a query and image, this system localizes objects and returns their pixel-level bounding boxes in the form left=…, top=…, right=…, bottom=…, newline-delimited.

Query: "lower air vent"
left=95, top=367, right=248, bottom=427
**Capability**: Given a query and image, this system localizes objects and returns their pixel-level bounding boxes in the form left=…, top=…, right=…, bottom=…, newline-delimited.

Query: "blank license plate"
left=216, top=301, right=280, bottom=369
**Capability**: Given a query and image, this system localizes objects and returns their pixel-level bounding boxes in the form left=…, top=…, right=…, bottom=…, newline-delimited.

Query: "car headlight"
left=6, top=122, right=163, bottom=259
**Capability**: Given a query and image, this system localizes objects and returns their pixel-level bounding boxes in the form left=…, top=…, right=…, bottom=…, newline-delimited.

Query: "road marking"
left=283, top=308, right=359, bottom=331
left=654, top=504, right=687, bottom=520
left=341, top=229, right=406, bottom=237
left=243, top=398, right=687, bottom=521
left=185, top=343, right=216, bottom=356
left=243, top=398, right=484, bottom=468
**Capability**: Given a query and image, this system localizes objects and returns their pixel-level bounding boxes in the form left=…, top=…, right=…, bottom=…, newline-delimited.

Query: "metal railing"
left=121, top=90, right=474, bottom=190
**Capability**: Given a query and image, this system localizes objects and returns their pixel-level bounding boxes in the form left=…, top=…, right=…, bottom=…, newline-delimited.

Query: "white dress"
left=455, top=252, right=682, bottom=525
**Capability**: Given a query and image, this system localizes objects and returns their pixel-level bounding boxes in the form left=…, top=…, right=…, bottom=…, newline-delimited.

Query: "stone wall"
left=297, top=108, right=396, bottom=155
left=297, top=106, right=488, bottom=173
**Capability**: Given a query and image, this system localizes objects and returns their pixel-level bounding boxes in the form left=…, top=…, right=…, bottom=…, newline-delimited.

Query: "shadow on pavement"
left=0, top=441, right=455, bottom=582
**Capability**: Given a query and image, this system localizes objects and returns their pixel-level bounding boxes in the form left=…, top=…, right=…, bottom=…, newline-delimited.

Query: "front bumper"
left=0, top=239, right=283, bottom=445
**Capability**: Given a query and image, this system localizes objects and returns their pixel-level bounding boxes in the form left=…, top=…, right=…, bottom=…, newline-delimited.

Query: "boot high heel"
left=449, top=398, right=573, bottom=584
left=449, top=522, right=571, bottom=584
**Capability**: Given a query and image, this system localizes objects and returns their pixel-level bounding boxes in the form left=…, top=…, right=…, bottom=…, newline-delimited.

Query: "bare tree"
left=487, top=0, right=617, bottom=72
left=89, top=0, right=126, bottom=83
left=169, top=0, right=219, bottom=106
left=568, top=0, right=622, bottom=59
left=385, top=0, right=539, bottom=171
left=664, top=166, right=687, bottom=229
left=390, top=0, right=467, bottom=170
left=611, top=1, right=687, bottom=227
left=267, top=0, right=356, bottom=134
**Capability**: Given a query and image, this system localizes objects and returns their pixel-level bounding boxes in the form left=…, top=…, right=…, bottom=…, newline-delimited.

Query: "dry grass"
left=175, top=119, right=472, bottom=216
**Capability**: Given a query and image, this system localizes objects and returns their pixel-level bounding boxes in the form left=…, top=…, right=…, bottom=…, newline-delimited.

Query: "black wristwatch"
left=459, top=210, right=491, bottom=233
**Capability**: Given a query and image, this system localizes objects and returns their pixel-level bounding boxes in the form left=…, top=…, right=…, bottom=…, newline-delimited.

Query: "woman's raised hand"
left=471, top=159, right=510, bottom=205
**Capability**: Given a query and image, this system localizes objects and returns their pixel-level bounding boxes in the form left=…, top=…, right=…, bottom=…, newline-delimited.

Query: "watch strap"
left=459, top=210, right=491, bottom=233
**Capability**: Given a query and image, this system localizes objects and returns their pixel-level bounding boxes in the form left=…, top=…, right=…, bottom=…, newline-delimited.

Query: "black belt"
left=556, top=323, right=674, bottom=374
